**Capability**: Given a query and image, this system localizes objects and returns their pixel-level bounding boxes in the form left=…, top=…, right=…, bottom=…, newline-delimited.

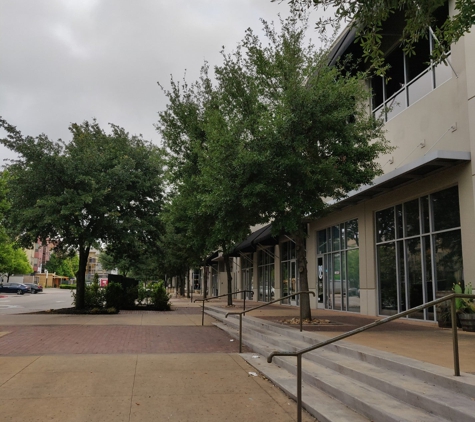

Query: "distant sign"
left=100, top=278, right=108, bottom=287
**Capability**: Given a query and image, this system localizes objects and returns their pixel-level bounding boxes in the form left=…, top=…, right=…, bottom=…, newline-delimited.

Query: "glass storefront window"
left=432, top=186, right=460, bottom=232
left=378, top=243, right=397, bottom=315
left=258, top=249, right=274, bottom=302
left=376, top=208, right=395, bottom=243
left=318, top=219, right=360, bottom=313
left=376, top=186, right=463, bottom=320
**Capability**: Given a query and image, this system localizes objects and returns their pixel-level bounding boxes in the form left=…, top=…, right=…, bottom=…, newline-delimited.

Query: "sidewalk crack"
left=128, top=354, right=139, bottom=422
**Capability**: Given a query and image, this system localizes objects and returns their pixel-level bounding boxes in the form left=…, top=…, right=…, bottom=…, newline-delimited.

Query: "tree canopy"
left=280, top=0, right=475, bottom=71
left=0, top=119, right=165, bottom=308
left=45, top=252, right=79, bottom=279
left=158, top=14, right=390, bottom=316
left=0, top=171, right=33, bottom=281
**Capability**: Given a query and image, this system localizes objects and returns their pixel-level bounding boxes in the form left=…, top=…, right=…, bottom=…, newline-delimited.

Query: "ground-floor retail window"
left=241, top=253, right=254, bottom=299
left=258, top=248, right=275, bottom=302
left=281, top=240, right=298, bottom=305
left=317, top=219, right=360, bottom=312
left=376, top=186, right=463, bottom=320
left=210, top=264, right=218, bottom=296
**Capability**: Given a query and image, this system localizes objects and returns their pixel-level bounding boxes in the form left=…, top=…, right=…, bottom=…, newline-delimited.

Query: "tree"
left=202, top=15, right=389, bottom=319
left=98, top=250, right=132, bottom=277
left=0, top=171, right=33, bottom=281
left=45, top=252, right=79, bottom=279
left=0, top=247, right=32, bottom=282
left=158, top=69, right=260, bottom=305
left=0, top=119, right=164, bottom=309
left=280, top=0, right=475, bottom=71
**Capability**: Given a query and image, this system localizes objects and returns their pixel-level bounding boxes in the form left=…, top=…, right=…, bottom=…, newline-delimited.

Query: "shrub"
left=60, top=284, right=76, bottom=289
left=137, top=284, right=150, bottom=305
left=149, top=281, right=171, bottom=311
left=105, top=282, right=124, bottom=310
left=85, top=279, right=105, bottom=309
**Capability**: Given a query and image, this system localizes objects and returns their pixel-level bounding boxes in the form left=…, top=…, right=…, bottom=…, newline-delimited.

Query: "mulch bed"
left=257, top=314, right=439, bottom=332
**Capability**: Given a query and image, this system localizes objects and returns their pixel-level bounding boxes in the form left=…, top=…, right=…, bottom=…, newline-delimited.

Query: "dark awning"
left=230, top=224, right=279, bottom=256
left=203, top=251, right=218, bottom=266
left=328, top=150, right=470, bottom=211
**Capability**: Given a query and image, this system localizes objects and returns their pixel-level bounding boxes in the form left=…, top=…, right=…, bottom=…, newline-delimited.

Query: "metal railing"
left=267, top=293, right=475, bottom=422
left=194, top=290, right=254, bottom=326
left=225, top=291, right=316, bottom=353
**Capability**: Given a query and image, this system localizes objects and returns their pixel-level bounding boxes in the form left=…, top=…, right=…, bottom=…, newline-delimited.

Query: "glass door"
left=290, top=261, right=299, bottom=306
left=317, top=256, right=324, bottom=308
left=242, top=268, right=253, bottom=299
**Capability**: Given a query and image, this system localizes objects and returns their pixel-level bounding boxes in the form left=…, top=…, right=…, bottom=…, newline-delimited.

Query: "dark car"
left=24, top=283, right=43, bottom=294
left=0, top=282, right=31, bottom=295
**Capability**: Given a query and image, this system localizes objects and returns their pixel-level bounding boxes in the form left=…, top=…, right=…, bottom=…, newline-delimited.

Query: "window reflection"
left=376, top=186, right=463, bottom=321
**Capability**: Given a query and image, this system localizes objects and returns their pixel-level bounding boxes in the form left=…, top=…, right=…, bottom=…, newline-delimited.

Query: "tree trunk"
left=186, top=274, right=190, bottom=298
left=75, top=245, right=90, bottom=310
left=295, top=233, right=312, bottom=320
left=179, top=274, right=185, bottom=296
left=223, top=249, right=233, bottom=306
left=203, top=266, right=208, bottom=299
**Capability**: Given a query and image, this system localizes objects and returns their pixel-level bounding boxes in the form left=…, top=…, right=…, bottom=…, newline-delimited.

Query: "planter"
left=437, top=319, right=452, bottom=328
left=458, top=313, right=475, bottom=332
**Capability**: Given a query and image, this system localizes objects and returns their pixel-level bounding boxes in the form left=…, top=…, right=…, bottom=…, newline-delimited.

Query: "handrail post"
left=451, top=297, right=460, bottom=376
left=202, top=299, right=205, bottom=326
left=300, top=297, right=303, bottom=332
left=239, top=314, right=243, bottom=353
left=297, top=354, right=302, bottom=422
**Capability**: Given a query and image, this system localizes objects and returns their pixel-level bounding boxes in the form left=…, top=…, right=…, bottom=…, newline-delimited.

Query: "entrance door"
left=242, top=268, right=253, bottom=299
left=317, top=256, right=324, bottom=309
left=290, top=261, right=299, bottom=306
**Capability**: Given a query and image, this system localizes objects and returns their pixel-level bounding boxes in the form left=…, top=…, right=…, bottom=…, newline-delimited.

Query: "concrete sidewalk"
left=0, top=353, right=316, bottom=422
left=0, top=298, right=317, bottom=422
left=1, top=296, right=474, bottom=421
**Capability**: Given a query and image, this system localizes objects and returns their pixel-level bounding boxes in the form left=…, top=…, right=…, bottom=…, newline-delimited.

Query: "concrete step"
left=240, top=353, right=371, bottom=422
left=209, top=307, right=475, bottom=422
left=217, top=321, right=457, bottom=422
left=272, top=354, right=450, bottom=422
left=208, top=305, right=475, bottom=398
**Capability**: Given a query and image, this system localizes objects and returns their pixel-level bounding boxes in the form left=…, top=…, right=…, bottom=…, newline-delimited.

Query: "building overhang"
left=328, top=150, right=471, bottom=211
left=230, top=224, right=278, bottom=257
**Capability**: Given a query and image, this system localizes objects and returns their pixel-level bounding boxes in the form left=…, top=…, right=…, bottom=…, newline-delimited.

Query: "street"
left=0, top=288, right=73, bottom=315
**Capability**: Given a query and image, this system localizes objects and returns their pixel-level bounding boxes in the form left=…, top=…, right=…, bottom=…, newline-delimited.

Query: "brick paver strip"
left=0, top=326, right=247, bottom=355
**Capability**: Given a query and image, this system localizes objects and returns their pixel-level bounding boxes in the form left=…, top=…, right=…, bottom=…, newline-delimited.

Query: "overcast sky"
left=0, top=0, right=329, bottom=167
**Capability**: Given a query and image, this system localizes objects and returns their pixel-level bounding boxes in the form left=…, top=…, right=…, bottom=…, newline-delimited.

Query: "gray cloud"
left=0, top=0, right=324, bottom=166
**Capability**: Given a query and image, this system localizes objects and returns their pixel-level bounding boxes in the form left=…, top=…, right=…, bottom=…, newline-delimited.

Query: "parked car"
left=0, top=282, right=31, bottom=295
left=24, top=283, right=43, bottom=294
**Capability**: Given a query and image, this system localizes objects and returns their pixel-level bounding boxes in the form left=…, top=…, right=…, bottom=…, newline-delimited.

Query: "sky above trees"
left=0, top=1, right=325, bottom=166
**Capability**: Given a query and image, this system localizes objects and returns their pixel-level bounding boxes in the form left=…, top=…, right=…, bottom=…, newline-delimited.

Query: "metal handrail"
left=194, top=290, right=254, bottom=326
left=267, top=293, right=475, bottom=422
left=225, top=291, right=316, bottom=352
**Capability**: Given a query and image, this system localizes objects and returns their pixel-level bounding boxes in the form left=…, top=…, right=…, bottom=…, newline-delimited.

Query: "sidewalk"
left=1, top=296, right=473, bottom=421
left=0, top=298, right=317, bottom=422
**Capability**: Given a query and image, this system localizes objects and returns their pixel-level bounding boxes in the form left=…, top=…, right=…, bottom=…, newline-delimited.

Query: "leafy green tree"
left=158, top=67, right=260, bottom=304
left=0, top=171, right=33, bottom=281
left=191, top=15, right=388, bottom=318
left=45, top=252, right=78, bottom=279
left=280, top=0, right=474, bottom=72
left=0, top=245, right=32, bottom=282
left=98, top=250, right=133, bottom=277
left=0, top=119, right=165, bottom=309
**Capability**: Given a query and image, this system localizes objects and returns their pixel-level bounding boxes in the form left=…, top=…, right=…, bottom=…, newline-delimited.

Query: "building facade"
left=205, top=1, right=474, bottom=323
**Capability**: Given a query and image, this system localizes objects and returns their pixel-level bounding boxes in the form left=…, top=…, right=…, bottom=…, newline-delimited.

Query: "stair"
left=206, top=305, right=475, bottom=422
